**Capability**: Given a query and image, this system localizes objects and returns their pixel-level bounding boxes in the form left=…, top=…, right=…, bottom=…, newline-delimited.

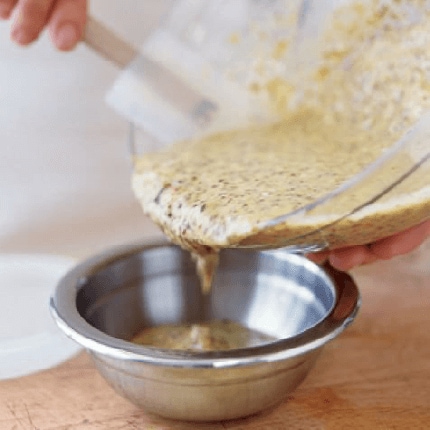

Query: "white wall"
left=0, top=1, right=171, bottom=257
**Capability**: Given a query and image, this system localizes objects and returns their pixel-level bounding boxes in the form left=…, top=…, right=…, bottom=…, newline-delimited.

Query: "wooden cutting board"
left=1, top=266, right=430, bottom=430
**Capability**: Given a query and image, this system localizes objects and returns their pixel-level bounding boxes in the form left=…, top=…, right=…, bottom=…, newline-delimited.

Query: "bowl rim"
left=50, top=240, right=360, bottom=369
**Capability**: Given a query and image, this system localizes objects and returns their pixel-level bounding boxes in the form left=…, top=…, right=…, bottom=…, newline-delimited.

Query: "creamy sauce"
left=132, top=320, right=276, bottom=351
left=132, top=1, right=430, bottom=289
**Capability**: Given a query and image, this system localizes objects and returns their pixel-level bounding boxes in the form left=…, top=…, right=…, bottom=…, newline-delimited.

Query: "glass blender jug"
left=107, top=0, right=430, bottom=252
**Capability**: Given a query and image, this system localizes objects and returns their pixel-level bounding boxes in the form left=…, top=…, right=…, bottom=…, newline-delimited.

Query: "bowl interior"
left=76, top=246, right=336, bottom=344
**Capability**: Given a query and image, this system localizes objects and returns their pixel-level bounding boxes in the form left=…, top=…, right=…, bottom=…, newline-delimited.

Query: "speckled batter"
left=132, top=0, right=430, bottom=285
left=133, top=111, right=429, bottom=248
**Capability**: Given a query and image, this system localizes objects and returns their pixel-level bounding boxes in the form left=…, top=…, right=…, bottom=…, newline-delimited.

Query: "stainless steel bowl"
left=50, top=241, right=360, bottom=421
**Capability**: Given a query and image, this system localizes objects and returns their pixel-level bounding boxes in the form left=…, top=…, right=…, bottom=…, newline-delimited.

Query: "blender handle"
left=84, top=16, right=137, bottom=69
left=83, top=16, right=217, bottom=128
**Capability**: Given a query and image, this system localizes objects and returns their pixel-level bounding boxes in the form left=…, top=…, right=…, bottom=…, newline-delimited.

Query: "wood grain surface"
left=1, top=268, right=430, bottom=430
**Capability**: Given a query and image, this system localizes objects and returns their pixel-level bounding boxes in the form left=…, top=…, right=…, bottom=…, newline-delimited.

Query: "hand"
left=308, top=219, right=430, bottom=271
left=0, top=0, right=87, bottom=51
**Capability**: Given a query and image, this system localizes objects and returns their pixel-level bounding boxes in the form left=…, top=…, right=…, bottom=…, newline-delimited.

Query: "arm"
left=0, top=0, right=87, bottom=50
left=308, top=219, right=430, bottom=271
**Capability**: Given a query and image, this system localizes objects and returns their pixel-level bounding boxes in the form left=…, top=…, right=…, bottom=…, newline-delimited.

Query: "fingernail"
left=331, top=252, right=366, bottom=271
left=11, top=28, right=34, bottom=45
left=55, top=23, right=79, bottom=50
left=328, top=256, right=350, bottom=271
left=0, top=6, right=12, bottom=19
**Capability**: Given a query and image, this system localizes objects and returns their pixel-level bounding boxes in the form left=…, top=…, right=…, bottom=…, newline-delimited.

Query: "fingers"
left=306, top=250, right=329, bottom=265
left=0, top=0, right=17, bottom=19
left=9, top=0, right=54, bottom=45
left=327, top=245, right=377, bottom=271
left=307, top=246, right=375, bottom=271
left=308, top=219, right=430, bottom=272
left=4, top=0, right=86, bottom=50
left=47, top=0, right=86, bottom=51
left=369, top=219, right=430, bottom=260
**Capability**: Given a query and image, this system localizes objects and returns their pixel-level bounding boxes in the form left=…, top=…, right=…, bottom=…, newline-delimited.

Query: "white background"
left=0, top=1, right=173, bottom=258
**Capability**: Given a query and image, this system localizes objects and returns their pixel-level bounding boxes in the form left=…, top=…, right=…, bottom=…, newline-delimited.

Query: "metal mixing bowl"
left=50, top=241, right=360, bottom=421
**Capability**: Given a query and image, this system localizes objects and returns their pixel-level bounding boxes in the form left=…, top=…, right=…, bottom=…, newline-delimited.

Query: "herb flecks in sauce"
left=132, top=0, right=430, bottom=291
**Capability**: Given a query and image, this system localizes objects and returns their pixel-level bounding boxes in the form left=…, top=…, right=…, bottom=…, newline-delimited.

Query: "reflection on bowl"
left=50, top=241, right=360, bottom=422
